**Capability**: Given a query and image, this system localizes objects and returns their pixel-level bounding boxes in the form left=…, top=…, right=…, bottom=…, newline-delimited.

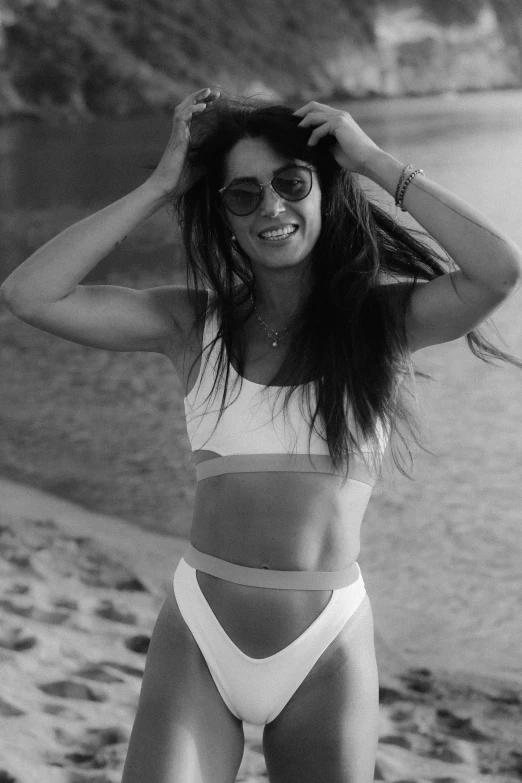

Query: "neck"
left=251, top=263, right=313, bottom=324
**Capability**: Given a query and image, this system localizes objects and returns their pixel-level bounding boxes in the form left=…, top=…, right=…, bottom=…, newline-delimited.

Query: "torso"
left=162, top=288, right=376, bottom=657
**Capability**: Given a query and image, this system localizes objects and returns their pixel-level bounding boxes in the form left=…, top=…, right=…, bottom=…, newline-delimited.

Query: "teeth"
left=259, top=226, right=297, bottom=240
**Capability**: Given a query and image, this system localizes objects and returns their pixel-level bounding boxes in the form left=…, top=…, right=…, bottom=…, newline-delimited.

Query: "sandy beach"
left=0, top=477, right=520, bottom=783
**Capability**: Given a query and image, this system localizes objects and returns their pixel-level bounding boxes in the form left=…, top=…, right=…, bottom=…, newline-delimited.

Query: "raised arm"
left=0, top=88, right=219, bottom=354
left=294, top=102, right=522, bottom=353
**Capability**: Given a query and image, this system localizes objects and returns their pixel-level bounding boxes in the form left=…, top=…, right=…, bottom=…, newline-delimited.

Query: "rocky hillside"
left=0, top=0, right=521, bottom=120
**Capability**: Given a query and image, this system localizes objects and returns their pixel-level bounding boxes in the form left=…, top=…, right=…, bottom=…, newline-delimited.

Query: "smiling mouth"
left=258, top=225, right=298, bottom=241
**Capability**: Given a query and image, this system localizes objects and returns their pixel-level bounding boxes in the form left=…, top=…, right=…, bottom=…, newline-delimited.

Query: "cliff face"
left=0, top=0, right=521, bottom=121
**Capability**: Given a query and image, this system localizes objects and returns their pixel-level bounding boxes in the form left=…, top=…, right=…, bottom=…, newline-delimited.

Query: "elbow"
left=490, top=247, right=522, bottom=296
left=503, top=252, right=522, bottom=293
left=0, top=284, right=36, bottom=319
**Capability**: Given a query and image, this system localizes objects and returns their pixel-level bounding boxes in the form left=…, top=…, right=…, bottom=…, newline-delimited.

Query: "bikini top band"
left=194, top=452, right=376, bottom=486
left=183, top=544, right=361, bottom=590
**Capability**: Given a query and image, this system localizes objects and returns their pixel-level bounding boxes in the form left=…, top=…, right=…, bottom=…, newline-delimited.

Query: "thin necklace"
left=250, top=294, right=293, bottom=348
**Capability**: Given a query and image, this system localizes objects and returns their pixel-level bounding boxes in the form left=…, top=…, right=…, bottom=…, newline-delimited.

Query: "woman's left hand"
left=293, top=102, right=383, bottom=175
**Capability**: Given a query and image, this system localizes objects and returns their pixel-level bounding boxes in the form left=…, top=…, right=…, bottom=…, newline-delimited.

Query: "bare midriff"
left=171, top=300, right=375, bottom=657
left=188, top=449, right=373, bottom=658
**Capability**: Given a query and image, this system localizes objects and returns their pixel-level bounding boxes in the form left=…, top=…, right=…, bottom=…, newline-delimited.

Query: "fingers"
left=307, top=122, right=335, bottom=147
left=293, top=100, right=335, bottom=117
left=296, top=110, right=340, bottom=128
left=175, top=88, right=221, bottom=117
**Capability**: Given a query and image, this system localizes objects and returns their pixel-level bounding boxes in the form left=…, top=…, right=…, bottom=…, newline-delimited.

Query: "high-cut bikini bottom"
left=168, top=546, right=370, bottom=725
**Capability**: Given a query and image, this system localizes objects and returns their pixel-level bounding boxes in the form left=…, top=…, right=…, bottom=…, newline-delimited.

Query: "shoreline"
left=1, top=84, right=522, bottom=129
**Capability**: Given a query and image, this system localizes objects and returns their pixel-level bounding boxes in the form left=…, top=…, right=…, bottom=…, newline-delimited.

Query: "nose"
left=259, top=184, right=285, bottom=217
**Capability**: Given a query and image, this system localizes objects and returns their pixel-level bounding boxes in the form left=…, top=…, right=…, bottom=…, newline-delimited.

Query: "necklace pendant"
left=272, top=341, right=278, bottom=347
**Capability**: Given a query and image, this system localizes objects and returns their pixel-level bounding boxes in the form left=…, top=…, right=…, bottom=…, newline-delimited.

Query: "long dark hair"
left=172, top=95, right=520, bottom=480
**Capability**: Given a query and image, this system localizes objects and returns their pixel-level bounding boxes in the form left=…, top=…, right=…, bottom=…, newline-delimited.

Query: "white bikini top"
left=184, top=292, right=388, bottom=484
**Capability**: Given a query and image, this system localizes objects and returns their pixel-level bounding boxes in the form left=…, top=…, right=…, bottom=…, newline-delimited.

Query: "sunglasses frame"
left=218, top=164, right=315, bottom=216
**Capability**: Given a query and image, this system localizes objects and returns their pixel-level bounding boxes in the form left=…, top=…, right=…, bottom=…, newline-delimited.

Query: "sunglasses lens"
left=273, top=167, right=312, bottom=200
left=221, top=167, right=313, bottom=215
left=222, top=183, right=260, bottom=215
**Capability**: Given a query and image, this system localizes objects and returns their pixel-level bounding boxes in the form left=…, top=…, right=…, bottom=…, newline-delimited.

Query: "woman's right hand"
left=148, top=87, right=220, bottom=198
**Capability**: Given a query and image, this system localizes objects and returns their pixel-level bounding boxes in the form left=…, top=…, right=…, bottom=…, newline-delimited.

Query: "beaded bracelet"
left=397, top=168, right=424, bottom=212
left=394, top=164, right=414, bottom=205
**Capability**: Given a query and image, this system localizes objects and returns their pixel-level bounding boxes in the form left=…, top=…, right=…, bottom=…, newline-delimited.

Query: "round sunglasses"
left=219, top=165, right=314, bottom=216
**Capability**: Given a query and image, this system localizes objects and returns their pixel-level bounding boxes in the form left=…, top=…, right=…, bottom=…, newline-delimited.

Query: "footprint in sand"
left=436, top=708, right=491, bottom=741
left=379, top=735, right=412, bottom=750
left=0, top=771, right=18, bottom=783
left=0, top=625, right=38, bottom=651
left=124, top=634, right=150, bottom=654
left=73, top=660, right=143, bottom=681
left=93, top=599, right=138, bottom=625
left=53, top=596, right=79, bottom=610
left=0, top=597, right=70, bottom=625
left=0, top=696, right=25, bottom=717
left=74, top=664, right=126, bottom=684
left=42, top=703, right=83, bottom=719
left=48, top=725, right=129, bottom=775
left=98, top=661, right=144, bottom=677
left=400, top=667, right=434, bottom=694
left=38, top=681, right=107, bottom=702
left=423, top=736, right=465, bottom=764
left=379, top=685, right=409, bottom=705
left=5, top=583, right=30, bottom=595
left=432, top=778, right=460, bottom=783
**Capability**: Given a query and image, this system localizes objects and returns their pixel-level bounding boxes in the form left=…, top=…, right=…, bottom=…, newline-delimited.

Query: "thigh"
left=121, top=584, right=245, bottom=783
left=262, top=596, right=379, bottom=783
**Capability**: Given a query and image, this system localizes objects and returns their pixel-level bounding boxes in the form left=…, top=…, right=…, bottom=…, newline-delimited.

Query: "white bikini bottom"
left=169, top=556, right=370, bottom=725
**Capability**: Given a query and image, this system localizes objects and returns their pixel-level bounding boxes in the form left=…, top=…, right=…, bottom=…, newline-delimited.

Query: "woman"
left=1, top=88, right=520, bottom=783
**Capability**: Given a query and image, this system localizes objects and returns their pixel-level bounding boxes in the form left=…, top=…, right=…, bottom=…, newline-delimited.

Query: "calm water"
left=1, top=90, right=522, bottom=683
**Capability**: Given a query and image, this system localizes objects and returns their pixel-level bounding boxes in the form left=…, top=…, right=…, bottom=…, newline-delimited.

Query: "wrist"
left=359, top=150, right=405, bottom=194
left=141, top=176, right=175, bottom=207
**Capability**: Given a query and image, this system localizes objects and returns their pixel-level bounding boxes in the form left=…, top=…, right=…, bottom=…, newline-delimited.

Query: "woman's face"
left=220, top=137, right=322, bottom=270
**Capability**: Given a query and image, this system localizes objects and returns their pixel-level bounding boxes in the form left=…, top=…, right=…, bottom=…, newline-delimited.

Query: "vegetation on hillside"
left=1, top=0, right=521, bottom=121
